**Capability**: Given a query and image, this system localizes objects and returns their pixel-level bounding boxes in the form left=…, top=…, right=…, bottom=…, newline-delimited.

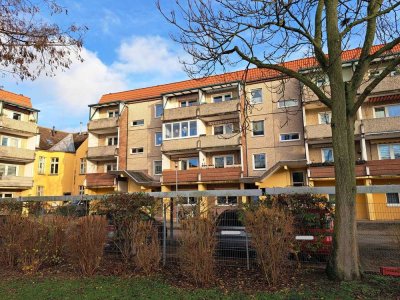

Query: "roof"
left=367, top=93, right=400, bottom=104
left=99, top=44, right=400, bottom=105
left=38, top=126, right=88, bottom=152
left=111, top=170, right=160, bottom=187
left=0, top=89, right=32, bottom=108
left=257, top=159, right=308, bottom=183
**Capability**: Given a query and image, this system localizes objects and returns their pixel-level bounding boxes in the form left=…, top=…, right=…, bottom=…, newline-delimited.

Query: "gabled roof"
left=0, top=89, right=32, bottom=108
left=257, top=159, right=308, bottom=183
left=38, top=126, right=88, bottom=152
left=98, top=44, right=400, bottom=105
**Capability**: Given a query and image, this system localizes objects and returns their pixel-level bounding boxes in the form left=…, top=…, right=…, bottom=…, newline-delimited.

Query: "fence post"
left=245, top=232, right=250, bottom=270
left=163, top=202, right=167, bottom=266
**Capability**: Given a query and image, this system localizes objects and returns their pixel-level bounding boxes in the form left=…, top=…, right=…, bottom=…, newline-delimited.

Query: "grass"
left=0, top=274, right=398, bottom=299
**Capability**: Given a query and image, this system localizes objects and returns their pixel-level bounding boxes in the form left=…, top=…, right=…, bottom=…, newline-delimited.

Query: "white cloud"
left=100, top=9, right=121, bottom=35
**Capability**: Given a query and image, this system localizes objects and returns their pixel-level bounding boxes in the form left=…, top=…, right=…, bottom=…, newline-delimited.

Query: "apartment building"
left=0, top=90, right=39, bottom=198
left=87, top=45, right=400, bottom=220
left=22, top=126, right=88, bottom=197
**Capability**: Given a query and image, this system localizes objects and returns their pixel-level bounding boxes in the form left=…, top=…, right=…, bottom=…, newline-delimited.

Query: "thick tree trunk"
left=326, top=99, right=361, bottom=280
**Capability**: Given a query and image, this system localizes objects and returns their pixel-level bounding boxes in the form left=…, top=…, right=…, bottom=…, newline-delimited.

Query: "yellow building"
left=22, top=127, right=88, bottom=197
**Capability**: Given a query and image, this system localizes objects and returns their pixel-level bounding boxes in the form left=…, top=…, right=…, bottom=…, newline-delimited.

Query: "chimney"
left=79, top=122, right=83, bottom=135
left=52, top=126, right=55, bottom=136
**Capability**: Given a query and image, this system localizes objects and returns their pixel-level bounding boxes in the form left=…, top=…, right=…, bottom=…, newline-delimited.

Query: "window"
left=132, top=119, right=144, bottom=126
left=292, top=171, right=305, bottom=186
left=155, top=104, right=163, bottom=118
left=79, top=185, right=85, bottom=195
left=250, top=89, right=262, bottom=104
left=277, top=99, right=298, bottom=108
left=0, top=193, right=13, bottom=198
left=180, top=100, right=198, bottom=107
left=1, top=136, right=19, bottom=147
left=163, top=120, right=198, bottom=140
left=252, top=120, right=264, bottom=136
left=155, top=132, right=162, bottom=146
left=50, top=158, right=59, bottom=174
left=105, top=163, right=117, bottom=172
left=369, top=69, right=382, bottom=79
left=322, top=148, right=334, bottom=162
left=280, top=133, right=300, bottom=141
left=0, top=164, right=17, bottom=176
left=181, top=158, right=199, bottom=170
left=154, top=161, right=162, bottom=175
left=12, top=112, right=21, bottom=120
left=131, top=147, right=144, bottom=154
left=108, top=110, right=118, bottom=118
left=213, top=123, right=233, bottom=135
left=316, top=78, right=328, bottom=87
left=106, top=136, right=118, bottom=146
left=253, top=153, right=266, bottom=170
left=181, top=197, right=198, bottom=205
left=386, top=193, right=400, bottom=206
left=80, top=158, right=86, bottom=174
left=38, top=156, right=45, bottom=174
left=318, top=112, right=332, bottom=124
left=212, top=94, right=232, bottom=103
left=217, top=196, right=238, bottom=206
left=374, top=105, right=400, bottom=118
left=378, top=144, right=400, bottom=160
left=36, top=186, right=44, bottom=196
left=214, top=155, right=234, bottom=168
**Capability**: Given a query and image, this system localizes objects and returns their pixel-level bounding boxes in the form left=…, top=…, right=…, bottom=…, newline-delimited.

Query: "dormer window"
left=12, top=112, right=21, bottom=120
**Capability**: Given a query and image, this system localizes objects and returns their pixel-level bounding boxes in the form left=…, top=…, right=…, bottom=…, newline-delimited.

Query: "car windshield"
left=216, top=210, right=243, bottom=227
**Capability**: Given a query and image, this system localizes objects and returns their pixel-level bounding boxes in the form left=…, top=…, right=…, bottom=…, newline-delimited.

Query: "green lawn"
left=0, top=275, right=398, bottom=300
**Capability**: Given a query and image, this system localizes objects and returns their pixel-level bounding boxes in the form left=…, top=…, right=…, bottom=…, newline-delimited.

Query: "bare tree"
left=0, top=0, right=86, bottom=80
left=157, top=0, right=400, bottom=281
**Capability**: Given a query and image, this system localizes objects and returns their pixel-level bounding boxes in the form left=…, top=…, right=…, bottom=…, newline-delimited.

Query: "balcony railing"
left=0, top=116, right=37, bottom=136
left=163, top=106, right=198, bottom=122
left=359, top=75, right=400, bottom=94
left=0, top=176, right=33, bottom=188
left=87, top=145, right=118, bottom=160
left=362, top=116, right=400, bottom=135
left=88, top=117, right=118, bottom=134
left=0, top=146, right=35, bottom=162
left=85, top=173, right=116, bottom=188
left=162, top=166, right=242, bottom=183
left=305, top=121, right=361, bottom=141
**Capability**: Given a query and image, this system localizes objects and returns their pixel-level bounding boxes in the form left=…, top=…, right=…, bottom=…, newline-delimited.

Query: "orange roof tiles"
left=0, top=89, right=32, bottom=108
left=368, top=93, right=400, bottom=103
left=99, top=44, right=400, bottom=105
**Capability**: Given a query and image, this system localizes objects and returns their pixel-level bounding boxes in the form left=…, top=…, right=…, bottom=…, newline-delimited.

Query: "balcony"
left=0, top=176, right=33, bottom=188
left=162, top=137, right=199, bottom=153
left=85, top=173, right=116, bottom=188
left=88, top=117, right=118, bottom=134
left=163, top=106, right=198, bottom=122
left=162, top=166, right=242, bottom=184
left=199, top=99, right=240, bottom=118
left=200, top=134, right=240, bottom=149
left=0, top=116, right=37, bottom=137
left=0, top=146, right=35, bottom=163
left=362, top=116, right=400, bottom=137
left=359, top=75, right=400, bottom=94
left=305, top=121, right=361, bottom=142
left=87, top=145, right=118, bottom=161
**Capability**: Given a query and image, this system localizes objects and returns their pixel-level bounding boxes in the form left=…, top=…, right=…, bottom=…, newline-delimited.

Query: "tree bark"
left=326, top=99, right=361, bottom=280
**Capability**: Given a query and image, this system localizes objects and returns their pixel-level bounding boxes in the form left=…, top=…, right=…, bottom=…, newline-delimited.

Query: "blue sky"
left=3, top=1, right=190, bottom=132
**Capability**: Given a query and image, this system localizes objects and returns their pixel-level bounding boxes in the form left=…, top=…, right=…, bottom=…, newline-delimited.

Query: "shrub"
left=179, top=216, right=216, bottom=286
left=66, top=215, right=107, bottom=276
left=0, top=215, right=24, bottom=268
left=41, top=215, right=70, bottom=265
left=244, top=205, right=294, bottom=286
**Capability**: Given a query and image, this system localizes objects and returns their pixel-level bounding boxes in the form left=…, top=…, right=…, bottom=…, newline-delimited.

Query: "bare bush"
left=41, top=216, right=70, bottom=265
left=131, top=220, right=161, bottom=274
left=393, top=224, right=400, bottom=252
left=244, top=205, right=294, bottom=286
left=66, top=215, right=107, bottom=276
left=179, top=216, right=216, bottom=286
left=0, top=215, right=24, bottom=268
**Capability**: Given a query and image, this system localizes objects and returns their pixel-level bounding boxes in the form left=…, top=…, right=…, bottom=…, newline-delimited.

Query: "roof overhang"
left=1, top=100, right=40, bottom=112
left=162, top=81, right=240, bottom=97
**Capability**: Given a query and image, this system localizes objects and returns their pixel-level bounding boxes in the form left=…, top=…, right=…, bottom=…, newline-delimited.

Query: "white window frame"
left=321, top=148, right=334, bottom=163
left=131, top=147, right=144, bottom=155
left=0, top=193, right=13, bottom=198
left=180, top=157, right=200, bottom=170
left=50, top=157, right=59, bottom=175
left=0, top=164, right=18, bottom=176
left=213, top=155, right=234, bottom=168
left=12, top=112, right=22, bottom=120
left=80, top=158, right=86, bottom=174
left=180, top=99, right=199, bottom=107
left=36, top=186, right=44, bottom=196
left=373, top=104, right=400, bottom=118
left=318, top=111, right=332, bottom=124
left=107, top=110, right=118, bottom=118
left=106, top=136, right=118, bottom=146
left=1, top=135, right=20, bottom=148
left=279, top=133, right=300, bottom=142
left=378, top=144, right=400, bottom=160
left=212, top=92, right=233, bottom=103
left=213, top=123, right=234, bottom=135
left=386, top=193, right=400, bottom=206
left=155, top=104, right=163, bottom=118
left=163, top=120, right=198, bottom=140
left=131, top=119, right=145, bottom=127
left=252, top=120, right=264, bottom=136
left=38, top=156, right=46, bottom=174
left=368, top=69, right=383, bottom=79
left=153, top=160, right=162, bottom=175
left=315, top=78, right=329, bottom=87
left=277, top=99, right=299, bottom=108
left=216, top=196, right=238, bottom=206
left=180, top=197, right=198, bottom=206
left=250, top=88, right=263, bottom=104
left=155, top=132, right=162, bottom=146
left=253, top=153, right=266, bottom=170
left=79, top=185, right=85, bottom=195
left=104, top=163, right=117, bottom=173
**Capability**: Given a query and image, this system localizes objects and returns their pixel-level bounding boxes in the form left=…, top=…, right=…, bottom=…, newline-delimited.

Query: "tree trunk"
left=326, top=99, right=361, bottom=280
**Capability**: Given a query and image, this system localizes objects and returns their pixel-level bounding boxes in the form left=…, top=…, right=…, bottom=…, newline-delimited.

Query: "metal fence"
left=1, top=186, right=399, bottom=273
